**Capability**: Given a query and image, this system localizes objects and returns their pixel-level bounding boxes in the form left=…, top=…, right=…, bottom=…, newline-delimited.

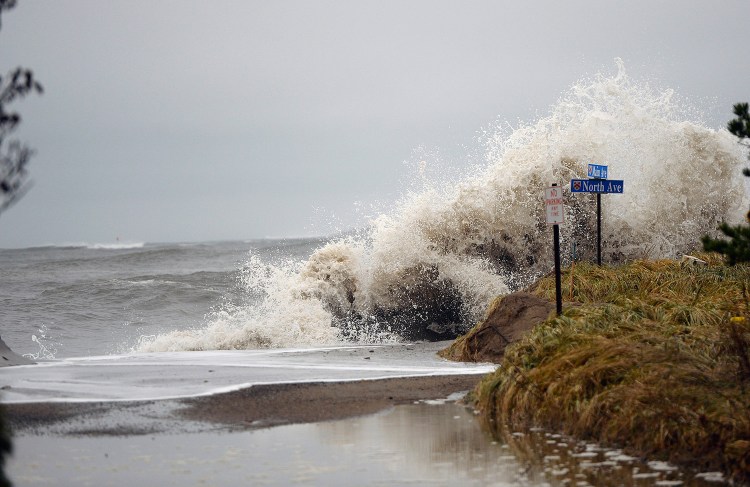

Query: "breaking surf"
left=140, top=60, right=748, bottom=352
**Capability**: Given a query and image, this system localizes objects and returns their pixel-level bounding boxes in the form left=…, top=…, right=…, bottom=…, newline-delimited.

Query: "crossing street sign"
left=570, top=179, right=624, bottom=194
left=587, top=164, right=608, bottom=179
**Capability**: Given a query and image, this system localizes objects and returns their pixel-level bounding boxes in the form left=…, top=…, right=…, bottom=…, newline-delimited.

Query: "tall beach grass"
left=474, top=255, right=750, bottom=481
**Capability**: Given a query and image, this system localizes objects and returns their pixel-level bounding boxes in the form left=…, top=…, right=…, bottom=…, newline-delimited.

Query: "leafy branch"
left=0, top=0, right=43, bottom=215
left=702, top=103, right=750, bottom=264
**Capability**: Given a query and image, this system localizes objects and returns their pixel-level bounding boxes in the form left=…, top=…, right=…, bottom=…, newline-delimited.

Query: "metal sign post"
left=597, top=192, right=602, bottom=265
left=544, top=184, right=564, bottom=316
left=570, top=164, right=624, bottom=266
left=591, top=161, right=606, bottom=263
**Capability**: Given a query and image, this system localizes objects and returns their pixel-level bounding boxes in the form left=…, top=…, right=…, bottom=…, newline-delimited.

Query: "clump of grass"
left=475, top=255, right=750, bottom=482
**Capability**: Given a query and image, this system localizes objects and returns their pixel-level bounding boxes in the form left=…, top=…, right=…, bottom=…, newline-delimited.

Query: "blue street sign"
left=570, top=179, right=624, bottom=194
left=587, top=164, right=608, bottom=179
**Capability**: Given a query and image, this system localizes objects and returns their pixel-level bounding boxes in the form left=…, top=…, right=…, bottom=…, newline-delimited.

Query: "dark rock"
left=0, top=336, right=35, bottom=367
left=439, top=292, right=554, bottom=363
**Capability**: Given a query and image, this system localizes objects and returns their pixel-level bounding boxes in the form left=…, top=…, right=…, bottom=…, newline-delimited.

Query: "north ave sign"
left=570, top=164, right=624, bottom=266
left=570, top=179, right=624, bottom=194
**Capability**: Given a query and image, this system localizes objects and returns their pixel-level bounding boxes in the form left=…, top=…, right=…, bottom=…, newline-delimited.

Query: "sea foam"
left=140, top=60, right=748, bottom=352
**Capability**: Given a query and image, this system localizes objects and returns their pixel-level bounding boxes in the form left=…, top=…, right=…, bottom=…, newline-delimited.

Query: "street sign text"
left=570, top=179, right=624, bottom=194
left=544, top=186, right=565, bottom=224
left=587, top=164, right=608, bottom=179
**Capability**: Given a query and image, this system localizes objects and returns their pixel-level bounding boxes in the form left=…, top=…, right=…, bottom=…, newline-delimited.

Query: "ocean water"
left=2, top=61, right=748, bottom=359
left=0, top=238, right=329, bottom=358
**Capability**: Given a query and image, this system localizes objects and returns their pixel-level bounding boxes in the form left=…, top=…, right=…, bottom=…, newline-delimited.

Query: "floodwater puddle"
left=8, top=398, right=727, bottom=486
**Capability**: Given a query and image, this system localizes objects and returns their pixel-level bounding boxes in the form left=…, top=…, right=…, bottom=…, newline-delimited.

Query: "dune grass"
left=474, top=255, right=750, bottom=481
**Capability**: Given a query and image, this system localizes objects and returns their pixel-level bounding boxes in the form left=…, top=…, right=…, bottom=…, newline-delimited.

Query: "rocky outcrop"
left=439, top=292, right=554, bottom=363
left=0, top=336, right=34, bottom=367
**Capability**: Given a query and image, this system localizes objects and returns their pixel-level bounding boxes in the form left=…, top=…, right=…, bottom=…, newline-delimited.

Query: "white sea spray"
left=140, top=60, right=748, bottom=352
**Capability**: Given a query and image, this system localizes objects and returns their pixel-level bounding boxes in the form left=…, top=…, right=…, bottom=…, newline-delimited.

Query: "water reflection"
left=9, top=400, right=727, bottom=486
left=485, top=423, right=727, bottom=487
left=313, top=399, right=528, bottom=486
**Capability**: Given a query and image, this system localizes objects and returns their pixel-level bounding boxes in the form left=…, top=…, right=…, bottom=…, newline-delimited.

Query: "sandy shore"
left=1, top=341, right=495, bottom=437
left=5, top=374, right=483, bottom=436
left=179, top=374, right=482, bottom=427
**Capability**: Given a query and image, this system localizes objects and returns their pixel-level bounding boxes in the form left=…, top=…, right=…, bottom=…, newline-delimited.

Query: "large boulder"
left=439, top=292, right=554, bottom=363
left=0, top=336, right=34, bottom=367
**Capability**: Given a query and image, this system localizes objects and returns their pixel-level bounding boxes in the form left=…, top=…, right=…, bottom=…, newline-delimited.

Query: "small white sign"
left=544, top=186, right=564, bottom=225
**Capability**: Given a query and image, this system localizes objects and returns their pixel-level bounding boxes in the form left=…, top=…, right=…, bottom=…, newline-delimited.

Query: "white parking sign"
left=544, top=186, right=564, bottom=224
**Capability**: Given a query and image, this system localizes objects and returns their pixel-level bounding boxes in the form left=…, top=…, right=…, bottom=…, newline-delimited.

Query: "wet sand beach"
left=1, top=341, right=494, bottom=436
left=6, top=374, right=484, bottom=436
left=2, top=342, right=724, bottom=486
left=2, top=343, right=501, bottom=486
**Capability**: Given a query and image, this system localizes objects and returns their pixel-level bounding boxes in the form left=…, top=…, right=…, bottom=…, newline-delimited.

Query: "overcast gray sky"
left=0, top=0, right=748, bottom=248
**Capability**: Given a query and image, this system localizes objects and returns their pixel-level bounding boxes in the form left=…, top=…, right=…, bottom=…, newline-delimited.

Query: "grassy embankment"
left=466, top=255, right=750, bottom=481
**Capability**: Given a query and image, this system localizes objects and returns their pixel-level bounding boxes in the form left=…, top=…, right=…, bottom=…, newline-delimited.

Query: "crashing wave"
left=140, top=60, right=748, bottom=352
